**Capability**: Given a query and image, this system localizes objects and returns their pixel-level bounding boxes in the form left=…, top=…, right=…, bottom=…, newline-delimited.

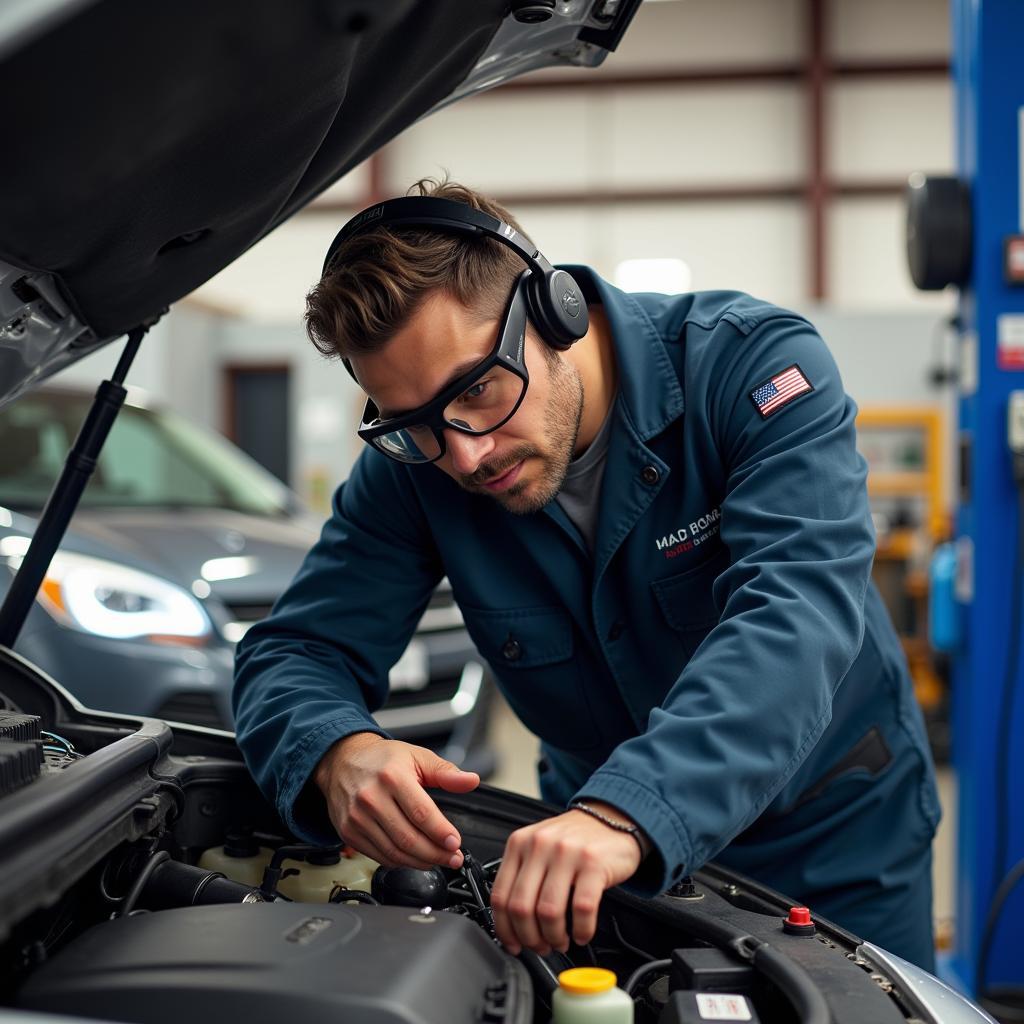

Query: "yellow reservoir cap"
left=557, top=968, right=618, bottom=995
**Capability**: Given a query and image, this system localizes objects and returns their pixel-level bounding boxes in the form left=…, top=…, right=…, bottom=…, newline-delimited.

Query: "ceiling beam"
left=305, top=179, right=908, bottom=215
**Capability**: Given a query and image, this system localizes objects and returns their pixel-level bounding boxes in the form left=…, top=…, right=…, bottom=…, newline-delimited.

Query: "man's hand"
left=314, top=732, right=480, bottom=870
left=489, top=803, right=646, bottom=956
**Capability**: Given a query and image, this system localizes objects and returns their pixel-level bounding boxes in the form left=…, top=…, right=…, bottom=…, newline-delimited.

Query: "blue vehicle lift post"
left=942, top=0, right=1024, bottom=1003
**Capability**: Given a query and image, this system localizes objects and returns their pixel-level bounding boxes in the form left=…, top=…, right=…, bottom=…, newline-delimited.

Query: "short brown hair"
left=305, top=178, right=528, bottom=361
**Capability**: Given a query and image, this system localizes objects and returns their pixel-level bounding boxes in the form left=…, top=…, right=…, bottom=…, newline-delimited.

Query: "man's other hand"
left=489, top=804, right=645, bottom=956
left=314, top=732, right=479, bottom=870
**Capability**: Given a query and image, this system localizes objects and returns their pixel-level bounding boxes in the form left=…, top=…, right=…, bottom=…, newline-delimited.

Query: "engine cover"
left=18, top=902, right=531, bottom=1024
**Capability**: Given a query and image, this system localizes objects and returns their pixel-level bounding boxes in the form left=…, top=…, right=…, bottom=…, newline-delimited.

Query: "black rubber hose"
left=329, top=887, right=379, bottom=905
left=750, top=943, right=830, bottom=1024
left=624, top=958, right=672, bottom=996
left=259, top=843, right=339, bottom=899
left=517, top=949, right=558, bottom=998
left=111, top=851, right=170, bottom=918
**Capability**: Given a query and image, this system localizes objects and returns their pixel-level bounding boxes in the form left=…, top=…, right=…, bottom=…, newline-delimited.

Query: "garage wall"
left=53, top=0, right=958, bottom=503
left=194, top=0, right=955, bottom=312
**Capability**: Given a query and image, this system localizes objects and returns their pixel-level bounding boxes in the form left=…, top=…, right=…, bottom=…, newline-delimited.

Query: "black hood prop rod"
left=0, top=325, right=149, bottom=649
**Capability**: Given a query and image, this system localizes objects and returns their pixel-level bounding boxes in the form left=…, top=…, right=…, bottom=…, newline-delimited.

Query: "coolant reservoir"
left=277, top=848, right=378, bottom=902
left=198, top=830, right=273, bottom=888
left=551, top=968, right=633, bottom=1024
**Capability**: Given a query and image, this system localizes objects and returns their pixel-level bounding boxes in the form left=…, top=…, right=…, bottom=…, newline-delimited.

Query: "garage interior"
left=3, top=0, right=1021, bottom=1018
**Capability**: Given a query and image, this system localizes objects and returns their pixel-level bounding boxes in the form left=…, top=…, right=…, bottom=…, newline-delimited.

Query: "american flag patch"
left=749, top=364, right=813, bottom=418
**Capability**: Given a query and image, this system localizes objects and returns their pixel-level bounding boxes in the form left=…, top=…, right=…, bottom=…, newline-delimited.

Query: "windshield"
left=0, top=390, right=291, bottom=515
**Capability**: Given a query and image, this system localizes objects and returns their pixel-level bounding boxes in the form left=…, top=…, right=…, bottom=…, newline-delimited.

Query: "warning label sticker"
left=696, top=993, right=753, bottom=1021
left=998, top=314, right=1024, bottom=370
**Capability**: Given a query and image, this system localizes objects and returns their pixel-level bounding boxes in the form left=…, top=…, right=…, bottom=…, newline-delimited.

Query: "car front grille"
left=222, top=602, right=274, bottom=623
left=155, top=693, right=228, bottom=731
left=383, top=672, right=461, bottom=710
left=220, top=584, right=464, bottom=645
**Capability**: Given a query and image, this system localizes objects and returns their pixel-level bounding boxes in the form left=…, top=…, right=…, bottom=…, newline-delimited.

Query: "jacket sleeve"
left=572, top=315, right=875, bottom=894
left=233, top=451, right=443, bottom=844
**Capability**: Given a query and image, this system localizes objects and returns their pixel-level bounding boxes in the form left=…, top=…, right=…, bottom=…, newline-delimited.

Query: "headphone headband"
left=322, top=196, right=551, bottom=278
left=322, top=194, right=588, bottom=353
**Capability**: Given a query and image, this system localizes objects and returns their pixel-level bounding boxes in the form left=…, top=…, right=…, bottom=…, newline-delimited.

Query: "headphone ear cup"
left=526, top=270, right=589, bottom=350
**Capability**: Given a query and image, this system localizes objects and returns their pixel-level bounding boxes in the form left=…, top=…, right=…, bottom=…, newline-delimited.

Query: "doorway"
left=224, top=364, right=291, bottom=484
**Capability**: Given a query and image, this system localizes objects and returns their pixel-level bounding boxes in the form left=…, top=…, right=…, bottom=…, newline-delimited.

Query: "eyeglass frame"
left=355, top=272, right=532, bottom=464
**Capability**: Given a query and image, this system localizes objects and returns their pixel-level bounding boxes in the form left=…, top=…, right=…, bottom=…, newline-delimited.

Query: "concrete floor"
left=486, top=693, right=958, bottom=947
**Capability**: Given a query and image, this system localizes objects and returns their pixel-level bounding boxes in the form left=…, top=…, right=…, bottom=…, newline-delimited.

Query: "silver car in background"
left=0, top=385, right=493, bottom=771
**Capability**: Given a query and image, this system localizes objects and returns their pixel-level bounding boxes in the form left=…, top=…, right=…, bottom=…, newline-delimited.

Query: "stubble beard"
left=460, top=356, right=583, bottom=515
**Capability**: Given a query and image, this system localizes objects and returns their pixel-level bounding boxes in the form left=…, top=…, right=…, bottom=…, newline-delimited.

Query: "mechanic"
left=233, top=179, right=941, bottom=970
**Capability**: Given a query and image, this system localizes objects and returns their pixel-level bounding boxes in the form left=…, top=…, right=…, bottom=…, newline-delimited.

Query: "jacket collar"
left=559, top=265, right=685, bottom=442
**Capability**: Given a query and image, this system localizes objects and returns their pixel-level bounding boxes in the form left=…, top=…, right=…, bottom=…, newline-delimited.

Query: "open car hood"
left=0, top=0, right=639, bottom=408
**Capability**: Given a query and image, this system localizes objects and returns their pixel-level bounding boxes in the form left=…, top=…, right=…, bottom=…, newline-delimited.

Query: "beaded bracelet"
left=570, top=801, right=648, bottom=859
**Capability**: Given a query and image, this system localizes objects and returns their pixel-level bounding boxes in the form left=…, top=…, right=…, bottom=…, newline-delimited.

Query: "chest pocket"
left=461, top=604, right=602, bottom=753
left=650, top=546, right=730, bottom=659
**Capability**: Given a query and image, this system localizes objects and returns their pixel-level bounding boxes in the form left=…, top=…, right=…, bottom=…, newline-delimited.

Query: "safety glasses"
left=356, top=274, right=531, bottom=464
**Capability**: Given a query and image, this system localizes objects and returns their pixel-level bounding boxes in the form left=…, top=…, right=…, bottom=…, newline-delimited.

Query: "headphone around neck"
left=322, top=195, right=589, bottom=351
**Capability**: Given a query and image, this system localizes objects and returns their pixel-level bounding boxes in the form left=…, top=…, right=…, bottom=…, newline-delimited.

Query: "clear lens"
left=442, top=366, right=525, bottom=433
left=365, top=366, right=526, bottom=464
left=372, top=424, right=443, bottom=464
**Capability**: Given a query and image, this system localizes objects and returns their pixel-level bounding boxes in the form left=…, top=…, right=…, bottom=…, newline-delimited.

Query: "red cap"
left=787, top=906, right=812, bottom=926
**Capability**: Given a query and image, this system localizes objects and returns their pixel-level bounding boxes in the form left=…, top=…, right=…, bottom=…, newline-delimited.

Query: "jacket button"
left=607, top=621, right=624, bottom=642
left=641, top=465, right=660, bottom=485
left=501, top=638, right=523, bottom=662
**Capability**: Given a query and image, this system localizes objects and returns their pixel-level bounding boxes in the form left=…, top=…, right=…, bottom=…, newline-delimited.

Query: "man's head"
left=305, top=179, right=587, bottom=514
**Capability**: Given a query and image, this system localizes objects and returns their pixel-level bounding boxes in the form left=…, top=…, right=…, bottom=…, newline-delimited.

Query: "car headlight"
left=3, top=540, right=211, bottom=644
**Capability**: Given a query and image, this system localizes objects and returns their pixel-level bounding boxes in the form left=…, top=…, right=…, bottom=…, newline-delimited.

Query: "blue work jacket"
left=234, top=266, right=940, bottom=913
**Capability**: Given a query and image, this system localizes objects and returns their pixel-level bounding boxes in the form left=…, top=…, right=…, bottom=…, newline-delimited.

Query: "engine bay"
left=0, top=650, right=956, bottom=1024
